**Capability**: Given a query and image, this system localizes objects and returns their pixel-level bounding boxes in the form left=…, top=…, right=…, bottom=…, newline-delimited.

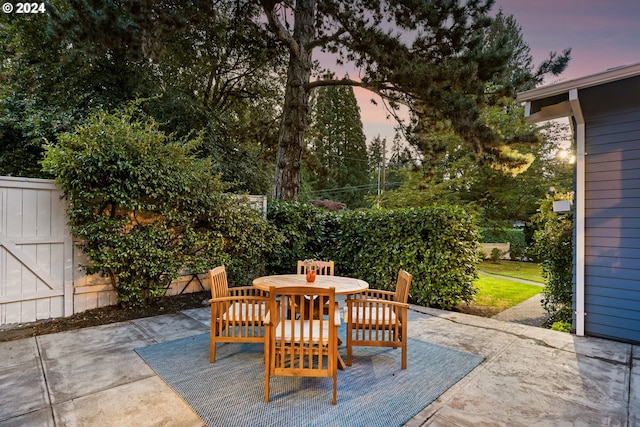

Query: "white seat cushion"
left=274, top=320, right=333, bottom=344
left=345, top=305, right=397, bottom=325
left=222, top=302, right=267, bottom=322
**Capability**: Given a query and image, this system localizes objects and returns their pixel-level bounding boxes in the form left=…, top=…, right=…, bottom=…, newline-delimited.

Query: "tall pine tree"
left=259, top=0, right=570, bottom=200
left=305, top=85, right=369, bottom=208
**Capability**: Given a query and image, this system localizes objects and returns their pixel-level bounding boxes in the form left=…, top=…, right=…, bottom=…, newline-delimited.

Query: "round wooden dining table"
left=253, top=274, right=368, bottom=370
left=252, top=274, right=368, bottom=294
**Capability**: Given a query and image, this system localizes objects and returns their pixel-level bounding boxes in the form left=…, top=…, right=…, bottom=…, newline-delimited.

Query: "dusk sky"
left=358, top=0, right=640, bottom=142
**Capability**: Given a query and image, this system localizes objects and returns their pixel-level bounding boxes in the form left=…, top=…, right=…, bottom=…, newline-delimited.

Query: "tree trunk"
left=272, top=0, right=315, bottom=200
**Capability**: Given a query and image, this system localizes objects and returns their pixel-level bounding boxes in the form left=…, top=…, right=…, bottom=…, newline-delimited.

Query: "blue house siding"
left=519, top=64, right=640, bottom=344
left=581, top=76, right=640, bottom=343
left=586, top=278, right=640, bottom=303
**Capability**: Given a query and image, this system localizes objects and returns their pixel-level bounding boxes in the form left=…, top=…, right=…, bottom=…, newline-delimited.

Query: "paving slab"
left=0, top=338, right=49, bottom=422
left=37, top=322, right=156, bottom=403
left=0, top=408, right=55, bottom=427
left=52, top=376, right=203, bottom=427
left=182, top=307, right=211, bottom=326
left=132, top=312, right=209, bottom=343
left=406, top=307, right=634, bottom=427
left=409, top=307, right=526, bottom=358
left=486, top=339, right=627, bottom=410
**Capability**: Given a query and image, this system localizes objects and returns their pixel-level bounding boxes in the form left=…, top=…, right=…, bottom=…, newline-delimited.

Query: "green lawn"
left=464, top=261, right=545, bottom=313
left=478, top=260, right=544, bottom=283
left=472, top=274, right=543, bottom=311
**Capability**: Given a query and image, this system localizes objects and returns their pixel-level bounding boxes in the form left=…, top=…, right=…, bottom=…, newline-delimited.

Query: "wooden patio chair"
left=296, top=260, right=335, bottom=276
left=292, top=260, right=335, bottom=318
left=345, top=269, right=412, bottom=369
left=208, top=266, right=268, bottom=363
left=264, top=285, right=340, bottom=405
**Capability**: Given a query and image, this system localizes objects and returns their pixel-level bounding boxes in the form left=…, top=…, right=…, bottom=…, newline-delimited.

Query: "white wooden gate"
left=0, top=177, right=74, bottom=325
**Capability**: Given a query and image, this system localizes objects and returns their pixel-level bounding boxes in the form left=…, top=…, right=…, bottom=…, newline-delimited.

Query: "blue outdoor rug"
left=136, top=331, right=483, bottom=427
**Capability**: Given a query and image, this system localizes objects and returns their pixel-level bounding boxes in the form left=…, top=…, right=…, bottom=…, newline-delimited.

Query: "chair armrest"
left=350, top=289, right=395, bottom=301
left=229, top=286, right=268, bottom=297
left=209, top=295, right=268, bottom=304
left=348, top=298, right=408, bottom=310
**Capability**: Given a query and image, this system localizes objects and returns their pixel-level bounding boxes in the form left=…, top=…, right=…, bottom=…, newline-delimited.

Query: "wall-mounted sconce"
left=553, top=200, right=572, bottom=213
left=558, top=149, right=576, bottom=164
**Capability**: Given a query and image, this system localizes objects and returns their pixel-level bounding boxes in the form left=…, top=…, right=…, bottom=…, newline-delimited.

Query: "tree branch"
left=305, top=28, right=347, bottom=50
left=304, top=77, right=372, bottom=91
left=260, top=0, right=300, bottom=56
left=304, top=77, right=411, bottom=105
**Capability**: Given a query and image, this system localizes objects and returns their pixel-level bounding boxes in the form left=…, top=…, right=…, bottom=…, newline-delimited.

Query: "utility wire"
left=308, top=181, right=403, bottom=195
left=310, top=150, right=423, bottom=165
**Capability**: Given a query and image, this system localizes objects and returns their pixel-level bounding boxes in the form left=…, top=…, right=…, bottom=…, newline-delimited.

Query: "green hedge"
left=268, top=202, right=479, bottom=309
left=266, top=201, right=331, bottom=274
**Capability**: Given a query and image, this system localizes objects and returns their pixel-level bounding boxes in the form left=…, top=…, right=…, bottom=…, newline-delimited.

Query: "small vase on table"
left=306, top=269, right=316, bottom=283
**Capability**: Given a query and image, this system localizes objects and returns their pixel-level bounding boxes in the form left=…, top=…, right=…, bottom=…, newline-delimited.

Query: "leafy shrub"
left=531, top=194, right=574, bottom=323
left=207, top=195, right=283, bottom=286
left=551, top=321, right=571, bottom=333
left=265, top=200, right=329, bottom=274
left=43, top=103, right=279, bottom=306
left=327, top=206, right=479, bottom=310
left=489, top=248, right=503, bottom=263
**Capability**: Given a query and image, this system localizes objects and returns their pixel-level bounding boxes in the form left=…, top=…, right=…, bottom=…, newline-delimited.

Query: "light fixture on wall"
left=558, top=149, right=576, bottom=164
left=552, top=199, right=573, bottom=213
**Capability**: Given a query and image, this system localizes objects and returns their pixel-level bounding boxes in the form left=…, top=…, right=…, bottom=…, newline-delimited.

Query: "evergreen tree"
left=378, top=102, right=574, bottom=228
left=305, top=85, right=369, bottom=208
left=374, top=9, right=573, bottom=224
left=259, top=0, right=571, bottom=200
left=1, top=3, right=162, bottom=177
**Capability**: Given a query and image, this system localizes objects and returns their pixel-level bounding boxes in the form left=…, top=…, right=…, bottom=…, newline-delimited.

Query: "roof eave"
left=517, top=61, right=640, bottom=102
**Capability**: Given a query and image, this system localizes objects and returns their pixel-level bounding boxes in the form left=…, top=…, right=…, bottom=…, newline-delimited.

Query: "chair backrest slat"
left=394, top=270, right=412, bottom=303
left=209, top=266, right=229, bottom=298
left=296, top=260, right=335, bottom=276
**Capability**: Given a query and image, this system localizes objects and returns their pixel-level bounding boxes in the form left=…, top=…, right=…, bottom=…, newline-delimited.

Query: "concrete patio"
left=1, top=302, right=638, bottom=426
